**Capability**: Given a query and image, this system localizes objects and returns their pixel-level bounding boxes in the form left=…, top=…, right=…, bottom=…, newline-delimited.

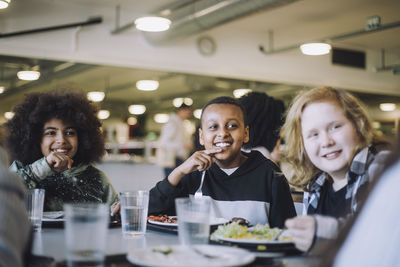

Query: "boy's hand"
left=168, top=148, right=222, bottom=186
left=46, top=151, right=74, bottom=173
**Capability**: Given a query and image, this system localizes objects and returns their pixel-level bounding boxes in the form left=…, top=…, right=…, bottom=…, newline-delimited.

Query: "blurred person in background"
left=156, top=103, right=194, bottom=176
left=5, top=91, right=118, bottom=211
left=281, top=86, right=390, bottom=252
left=239, top=92, right=285, bottom=165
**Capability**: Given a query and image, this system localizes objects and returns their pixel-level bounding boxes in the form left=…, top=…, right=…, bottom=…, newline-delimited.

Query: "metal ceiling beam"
left=259, top=19, right=400, bottom=55
left=0, top=16, right=102, bottom=38
left=112, top=0, right=297, bottom=44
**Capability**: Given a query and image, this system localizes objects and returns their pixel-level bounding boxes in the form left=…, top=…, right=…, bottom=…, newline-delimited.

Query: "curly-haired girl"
left=5, top=91, right=118, bottom=211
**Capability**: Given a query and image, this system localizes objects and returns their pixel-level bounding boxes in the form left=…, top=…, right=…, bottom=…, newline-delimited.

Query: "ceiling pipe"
left=112, top=0, right=297, bottom=44
left=259, top=18, right=400, bottom=55
left=0, top=16, right=102, bottom=38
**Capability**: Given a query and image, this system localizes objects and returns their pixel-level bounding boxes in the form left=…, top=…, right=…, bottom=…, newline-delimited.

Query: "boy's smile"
left=199, top=103, right=249, bottom=169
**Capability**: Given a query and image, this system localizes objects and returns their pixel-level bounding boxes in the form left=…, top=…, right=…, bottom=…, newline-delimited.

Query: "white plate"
left=126, top=244, right=255, bottom=267
left=42, top=211, right=65, bottom=222
left=148, top=217, right=228, bottom=227
left=213, top=232, right=293, bottom=245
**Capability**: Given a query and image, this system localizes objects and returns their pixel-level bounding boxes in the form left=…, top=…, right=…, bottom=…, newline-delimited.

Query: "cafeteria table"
left=31, top=227, right=319, bottom=267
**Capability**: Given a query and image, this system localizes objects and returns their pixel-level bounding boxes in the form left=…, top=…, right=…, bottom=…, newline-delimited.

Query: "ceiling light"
left=127, top=116, right=137, bottom=126
left=97, top=110, right=110, bottom=120
left=173, top=97, right=193, bottom=107
left=300, top=43, right=331, bottom=56
left=87, top=91, right=105, bottom=102
left=233, top=88, right=252, bottom=98
left=134, top=17, right=171, bottom=32
left=136, top=80, right=159, bottom=91
left=0, top=0, right=10, bottom=9
left=0, top=86, right=4, bottom=94
left=128, top=104, right=146, bottom=115
left=4, top=111, right=14, bottom=120
left=372, top=121, right=381, bottom=129
left=379, top=103, right=396, bottom=112
left=154, top=113, right=169, bottom=123
left=17, top=70, right=40, bottom=81
left=193, top=109, right=202, bottom=119
left=183, top=98, right=193, bottom=106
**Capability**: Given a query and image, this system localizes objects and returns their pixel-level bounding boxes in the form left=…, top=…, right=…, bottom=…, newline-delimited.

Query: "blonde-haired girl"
left=281, top=86, right=390, bottom=251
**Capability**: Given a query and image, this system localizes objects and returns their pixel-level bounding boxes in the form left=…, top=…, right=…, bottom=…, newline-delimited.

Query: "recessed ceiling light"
left=136, top=80, right=159, bottom=91
left=193, top=109, right=202, bottom=119
left=0, top=0, right=10, bottom=9
left=134, top=17, right=171, bottom=32
left=87, top=91, right=105, bottom=102
left=300, top=43, right=331, bottom=55
left=173, top=97, right=193, bottom=107
left=233, top=88, right=252, bottom=98
left=379, top=103, right=396, bottom=112
left=97, top=110, right=110, bottom=120
left=4, top=111, right=14, bottom=120
left=128, top=105, right=146, bottom=115
left=154, top=113, right=169, bottom=123
left=17, top=70, right=40, bottom=81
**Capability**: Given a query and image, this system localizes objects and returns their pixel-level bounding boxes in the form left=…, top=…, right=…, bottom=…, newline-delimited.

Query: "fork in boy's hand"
left=194, top=171, right=206, bottom=198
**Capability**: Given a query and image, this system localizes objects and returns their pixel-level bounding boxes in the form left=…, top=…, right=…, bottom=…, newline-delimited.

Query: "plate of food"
left=211, top=222, right=293, bottom=245
left=148, top=215, right=228, bottom=227
left=148, top=215, right=178, bottom=226
left=126, top=244, right=255, bottom=267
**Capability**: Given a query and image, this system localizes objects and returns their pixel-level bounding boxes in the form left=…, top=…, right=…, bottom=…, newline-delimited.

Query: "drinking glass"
left=119, top=191, right=149, bottom=237
left=64, top=203, right=109, bottom=267
left=26, top=189, right=45, bottom=232
left=175, top=197, right=211, bottom=245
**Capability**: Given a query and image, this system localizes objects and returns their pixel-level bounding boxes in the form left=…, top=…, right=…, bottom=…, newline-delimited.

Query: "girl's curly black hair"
left=239, top=92, right=285, bottom=152
left=5, top=91, right=105, bottom=166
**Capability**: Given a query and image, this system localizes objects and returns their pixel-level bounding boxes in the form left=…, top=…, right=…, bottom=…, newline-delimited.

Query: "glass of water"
left=175, top=197, right=211, bottom=245
left=26, top=189, right=45, bottom=232
left=119, top=191, right=149, bottom=237
left=64, top=203, right=109, bottom=267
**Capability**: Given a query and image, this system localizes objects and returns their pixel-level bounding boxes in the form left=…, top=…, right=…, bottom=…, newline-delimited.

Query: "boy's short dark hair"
left=5, top=90, right=105, bottom=166
left=200, top=96, right=247, bottom=128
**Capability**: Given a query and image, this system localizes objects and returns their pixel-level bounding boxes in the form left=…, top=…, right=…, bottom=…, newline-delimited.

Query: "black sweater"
left=149, top=151, right=295, bottom=228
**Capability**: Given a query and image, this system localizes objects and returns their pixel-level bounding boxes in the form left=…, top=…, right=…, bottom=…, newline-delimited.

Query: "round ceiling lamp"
left=193, top=109, right=202, bottom=119
left=97, top=110, right=110, bottom=120
left=379, top=103, right=396, bottom=112
left=0, top=0, right=10, bottom=9
left=17, top=70, right=41, bottom=81
left=233, top=88, right=252, bottom=98
left=135, top=17, right=171, bottom=32
left=173, top=97, right=193, bottom=107
left=300, top=43, right=331, bottom=56
left=128, top=104, right=146, bottom=115
left=4, top=111, right=14, bottom=120
left=87, top=91, right=105, bottom=102
left=136, top=80, right=159, bottom=91
left=0, top=86, right=4, bottom=94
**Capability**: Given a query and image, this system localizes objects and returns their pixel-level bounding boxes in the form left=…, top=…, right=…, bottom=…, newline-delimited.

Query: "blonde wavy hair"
left=281, top=86, right=379, bottom=189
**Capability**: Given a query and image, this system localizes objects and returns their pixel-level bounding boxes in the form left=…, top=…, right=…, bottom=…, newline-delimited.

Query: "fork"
left=194, top=171, right=205, bottom=198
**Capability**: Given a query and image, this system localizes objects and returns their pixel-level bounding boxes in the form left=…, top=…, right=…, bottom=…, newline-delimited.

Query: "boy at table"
left=148, top=96, right=295, bottom=228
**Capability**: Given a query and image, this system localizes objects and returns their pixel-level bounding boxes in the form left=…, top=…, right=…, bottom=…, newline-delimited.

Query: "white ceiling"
left=0, top=0, right=399, bottom=126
